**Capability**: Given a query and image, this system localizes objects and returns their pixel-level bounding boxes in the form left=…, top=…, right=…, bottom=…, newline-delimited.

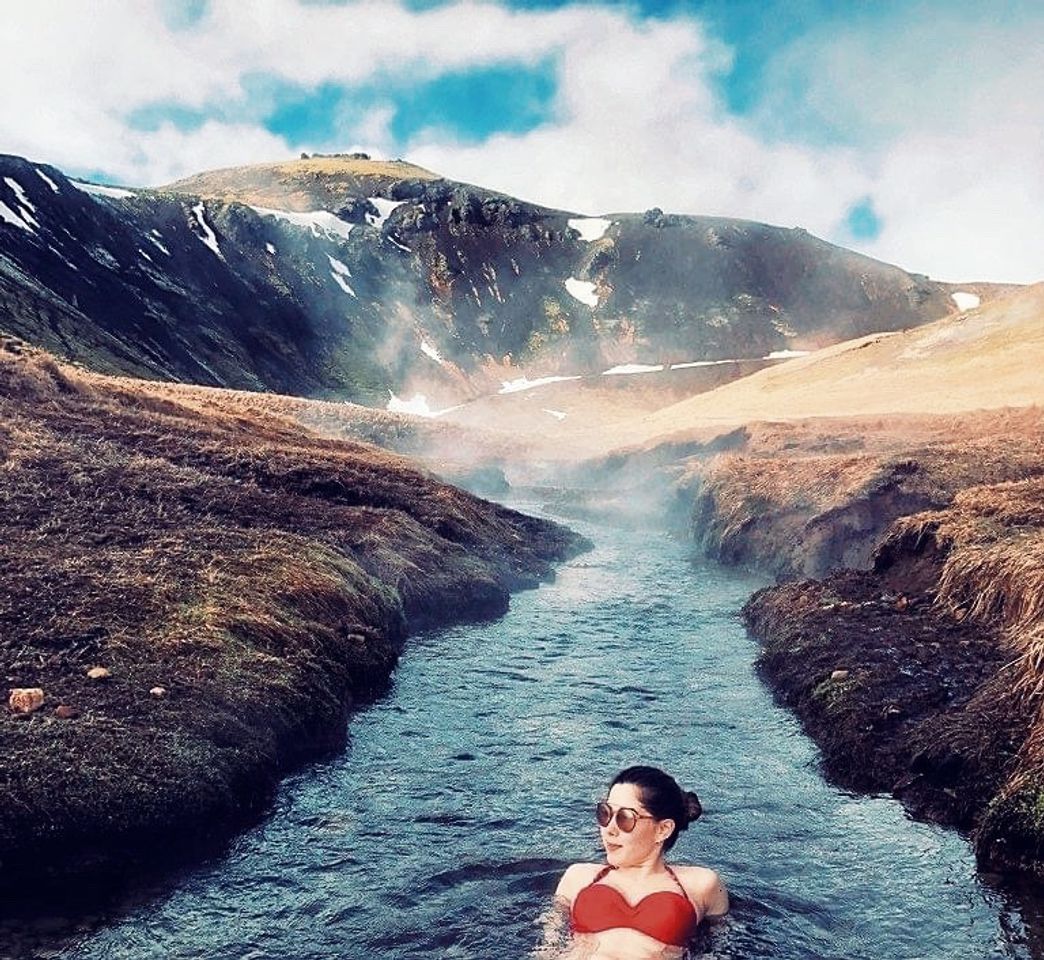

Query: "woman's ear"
left=655, top=818, right=675, bottom=845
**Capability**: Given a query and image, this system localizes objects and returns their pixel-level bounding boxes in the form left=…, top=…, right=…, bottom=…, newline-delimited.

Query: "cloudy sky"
left=1, top=0, right=1041, bottom=283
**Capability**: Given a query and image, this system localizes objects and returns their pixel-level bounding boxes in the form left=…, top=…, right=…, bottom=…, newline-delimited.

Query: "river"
left=4, top=503, right=1040, bottom=958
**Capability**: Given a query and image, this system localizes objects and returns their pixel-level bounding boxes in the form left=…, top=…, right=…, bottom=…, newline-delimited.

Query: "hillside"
left=166, top=154, right=442, bottom=210
left=0, top=152, right=1001, bottom=409
left=0, top=337, right=585, bottom=888
left=637, top=282, right=1044, bottom=434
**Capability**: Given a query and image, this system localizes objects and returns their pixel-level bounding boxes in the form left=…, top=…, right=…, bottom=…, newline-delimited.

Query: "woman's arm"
left=532, top=864, right=594, bottom=958
left=698, top=869, right=730, bottom=919
left=532, top=894, right=572, bottom=958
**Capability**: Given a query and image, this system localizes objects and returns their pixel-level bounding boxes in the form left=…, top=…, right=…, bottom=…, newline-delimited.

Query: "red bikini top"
left=570, top=865, right=701, bottom=947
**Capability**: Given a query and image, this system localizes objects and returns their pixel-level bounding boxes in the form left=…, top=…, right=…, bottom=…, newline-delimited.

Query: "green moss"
left=810, top=675, right=858, bottom=714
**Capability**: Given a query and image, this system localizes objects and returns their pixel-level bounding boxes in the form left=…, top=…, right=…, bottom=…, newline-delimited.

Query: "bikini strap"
left=664, top=865, right=701, bottom=918
left=584, top=864, right=615, bottom=888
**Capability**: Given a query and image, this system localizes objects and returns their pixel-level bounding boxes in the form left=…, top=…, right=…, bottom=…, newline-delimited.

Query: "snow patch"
left=36, top=169, right=60, bottom=193
left=0, top=200, right=33, bottom=232
left=73, top=181, right=135, bottom=199
left=542, top=408, right=567, bottom=420
left=764, top=349, right=810, bottom=360
left=91, top=246, right=120, bottom=269
left=387, top=236, right=411, bottom=253
left=191, top=202, right=223, bottom=259
left=251, top=206, right=354, bottom=241
left=669, top=359, right=738, bottom=370
left=137, top=247, right=154, bottom=263
left=47, top=245, right=79, bottom=271
left=148, top=231, right=171, bottom=256
left=265, top=242, right=276, bottom=255
left=568, top=217, right=612, bottom=242
left=565, top=277, right=598, bottom=307
left=367, top=197, right=405, bottom=228
left=499, top=375, right=582, bottom=395
left=386, top=392, right=459, bottom=418
left=603, top=364, right=664, bottom=376
left=421, top=340, right=443, bottom=364
left=951, top=291, right=981, bottom=311
left=4, top=177, right=35, bottom=213
left=327, top=254, right=356, bottom=297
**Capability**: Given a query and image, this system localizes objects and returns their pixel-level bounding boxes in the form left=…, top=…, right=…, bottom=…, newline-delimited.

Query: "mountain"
left=0, top=152, right=1013, bottom=407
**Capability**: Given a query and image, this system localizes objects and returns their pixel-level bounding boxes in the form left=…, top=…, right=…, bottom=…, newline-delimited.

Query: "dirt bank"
left=675, top=410, right=1044, bottom=874
left=0, top=340, right=587, bottom=891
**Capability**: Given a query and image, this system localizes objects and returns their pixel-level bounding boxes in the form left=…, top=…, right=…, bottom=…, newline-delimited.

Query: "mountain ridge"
left=0, top=152, right=1018, bottom=409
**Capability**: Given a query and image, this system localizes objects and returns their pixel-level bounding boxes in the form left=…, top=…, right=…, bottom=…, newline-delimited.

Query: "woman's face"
left=599, top=782, right=674, bottom=868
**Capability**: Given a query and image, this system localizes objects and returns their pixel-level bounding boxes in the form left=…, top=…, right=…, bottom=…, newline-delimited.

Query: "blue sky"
left=2, top=0, right=1042, bottom=281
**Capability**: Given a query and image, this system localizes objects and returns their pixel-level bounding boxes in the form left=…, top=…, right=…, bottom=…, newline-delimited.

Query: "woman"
left=538, top=765, right=728, bottom=959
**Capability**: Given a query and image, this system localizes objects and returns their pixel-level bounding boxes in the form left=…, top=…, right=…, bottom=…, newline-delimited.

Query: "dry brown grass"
left=728, top=411, right=1044, bottom=873
left=679, top=408, right=1044, bottom=577
left=632, top=283, right=1044, bottom=445
left=0, top=339, right=583, bottom=886
left=882, top=478, right=1044, bottom=695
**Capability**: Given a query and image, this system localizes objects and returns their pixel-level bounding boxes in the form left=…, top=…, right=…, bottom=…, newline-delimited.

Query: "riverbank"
left=0, top=340, right=586, bottom=891
left=672, top=409, right=1044, bottom=873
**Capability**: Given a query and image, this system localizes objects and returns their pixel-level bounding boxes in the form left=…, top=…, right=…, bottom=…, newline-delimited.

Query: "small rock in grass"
left=895, top=595, right=910, bottom=611
left=86, top=666, right=111, bottom=680
left=830, top=669, right=850, bottom=682
left=54, top=704, right=80, bottom=719
left=149, top=686, right=167, bottom=697
left=8, top=688, right=45, bottom=714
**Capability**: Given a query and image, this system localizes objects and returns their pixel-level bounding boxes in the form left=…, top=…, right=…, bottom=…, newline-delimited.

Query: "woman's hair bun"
left=683, top=790, right=703, bottom=825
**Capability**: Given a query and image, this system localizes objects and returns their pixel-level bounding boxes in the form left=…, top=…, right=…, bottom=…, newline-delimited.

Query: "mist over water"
left=5, top=503, right=1039, bottom=959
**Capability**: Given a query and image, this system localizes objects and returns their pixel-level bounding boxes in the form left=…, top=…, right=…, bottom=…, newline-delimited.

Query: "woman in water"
left=537, top=765, right=728, bottom=959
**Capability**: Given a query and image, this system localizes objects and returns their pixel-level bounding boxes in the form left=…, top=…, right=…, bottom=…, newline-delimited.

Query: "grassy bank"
left=673, top=409, right=1044, bottom=873
left=0, top=339, right=586, bottom=889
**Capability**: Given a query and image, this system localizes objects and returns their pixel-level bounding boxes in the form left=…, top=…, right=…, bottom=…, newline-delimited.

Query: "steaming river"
left=6, top=503, right=1041, bottom=959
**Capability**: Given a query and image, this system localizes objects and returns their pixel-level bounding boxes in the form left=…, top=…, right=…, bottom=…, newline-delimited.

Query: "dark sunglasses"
left=596, top=800, right=655, bottom=832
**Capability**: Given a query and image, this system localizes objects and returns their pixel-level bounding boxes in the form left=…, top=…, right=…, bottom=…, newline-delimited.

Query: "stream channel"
left=6, top=501, right=1043, bottom=959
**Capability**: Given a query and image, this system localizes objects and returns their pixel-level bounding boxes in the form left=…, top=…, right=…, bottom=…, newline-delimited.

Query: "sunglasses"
left=596, top=800, right=656, bottom=833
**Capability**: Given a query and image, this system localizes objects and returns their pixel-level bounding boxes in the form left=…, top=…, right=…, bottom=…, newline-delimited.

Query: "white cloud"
left=752, top=6, right=1044, bottom=282
left=0, top=0, right=1039, bottom=282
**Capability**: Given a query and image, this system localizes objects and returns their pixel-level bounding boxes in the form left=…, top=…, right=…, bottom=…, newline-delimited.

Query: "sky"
left=1, top=0, right=1042, bottom=283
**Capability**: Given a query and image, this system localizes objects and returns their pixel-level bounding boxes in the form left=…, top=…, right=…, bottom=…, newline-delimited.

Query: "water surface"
left=5, top=505, right=1038, bottom=958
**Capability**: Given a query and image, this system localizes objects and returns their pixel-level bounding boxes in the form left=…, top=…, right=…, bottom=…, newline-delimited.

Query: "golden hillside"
left=164, top=154, right=440, bottom=210
left=637, top=283, right=1044, bottom=437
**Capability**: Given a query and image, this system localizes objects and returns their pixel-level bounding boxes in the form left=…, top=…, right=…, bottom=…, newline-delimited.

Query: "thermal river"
left=5, top=503, right=1041, bottom=959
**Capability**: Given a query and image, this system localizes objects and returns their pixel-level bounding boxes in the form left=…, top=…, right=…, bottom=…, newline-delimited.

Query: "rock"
left=86, top=666, right=111, bottom=680
left=8, top=688, right=44, bottom=714
left=830, top=669, right=850, bottom=681
left=896, top=595, right=910, bottom=611
left=333, top=197, right=379, bottom=224
left=149, top=686, right=167, bottom=697
left=54, top=704, right=80, bottom=719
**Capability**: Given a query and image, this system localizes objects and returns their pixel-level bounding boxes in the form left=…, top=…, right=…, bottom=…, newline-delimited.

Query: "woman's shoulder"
left=671, top=864, right=729, bottom=917
left=671, top=863, right=720, bottom=886
left=555, top=862, right=606, bottom=902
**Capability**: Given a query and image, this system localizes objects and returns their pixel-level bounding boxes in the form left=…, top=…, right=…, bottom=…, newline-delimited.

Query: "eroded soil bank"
left=671, top=409, right=1044, bottom=874
left=0, top=341, right=586, bottom=892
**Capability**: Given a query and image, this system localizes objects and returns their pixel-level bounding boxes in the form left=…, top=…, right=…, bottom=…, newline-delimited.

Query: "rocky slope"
left=0, top=152, right=1004, bottom=409
left=0, top=338, right=586, bottom=890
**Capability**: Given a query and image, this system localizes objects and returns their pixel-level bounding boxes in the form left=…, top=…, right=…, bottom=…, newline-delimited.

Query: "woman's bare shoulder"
left=555, top=862, right=605, bottom=901
left=672, top=864, right=729, bottom=916
left=672, top=863, right=720, bottom=885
